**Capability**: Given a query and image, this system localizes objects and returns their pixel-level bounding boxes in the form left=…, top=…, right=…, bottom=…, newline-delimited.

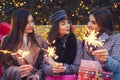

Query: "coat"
left=82, top=32, right=120, bottom=80
left=1, top=35, right=44, bottom=80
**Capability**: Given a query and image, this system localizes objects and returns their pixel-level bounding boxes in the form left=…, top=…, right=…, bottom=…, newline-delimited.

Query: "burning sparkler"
left=84, top=30, right=104, bottom=48
left=0, top=50, right=16, bottom=55
left=42, top=40, right=58, bottom=59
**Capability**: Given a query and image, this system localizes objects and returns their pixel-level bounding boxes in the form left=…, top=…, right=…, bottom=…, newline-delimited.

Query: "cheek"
left=59, top=28, right=64, bottom=34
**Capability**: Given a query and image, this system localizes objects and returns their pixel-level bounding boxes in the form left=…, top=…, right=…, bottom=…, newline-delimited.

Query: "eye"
left=31, top=19, right=34, bottom=22
left=92, top=21, right=97, bottom=25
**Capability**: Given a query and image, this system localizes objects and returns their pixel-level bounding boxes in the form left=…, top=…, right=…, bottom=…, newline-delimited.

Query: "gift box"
left=78, top=60, right=113, bottom=80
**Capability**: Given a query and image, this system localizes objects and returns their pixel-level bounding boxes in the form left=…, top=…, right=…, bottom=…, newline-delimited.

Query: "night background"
left=0, top=0, right=120, bottom=30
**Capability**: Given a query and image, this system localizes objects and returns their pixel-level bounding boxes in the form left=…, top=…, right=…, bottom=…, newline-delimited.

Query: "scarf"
left=53, top=33, right=77, bottom=64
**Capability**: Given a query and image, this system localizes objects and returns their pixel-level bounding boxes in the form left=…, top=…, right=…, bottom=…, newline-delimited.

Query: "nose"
left=66, top=23, right=70, bottom=28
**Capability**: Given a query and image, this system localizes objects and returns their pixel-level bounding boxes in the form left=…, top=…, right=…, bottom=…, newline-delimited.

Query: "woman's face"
left=87, top=14, right=101, bottom=32
left=58, top=19, right=70, bottom=36
left=24, top=15, right=34, bottom=34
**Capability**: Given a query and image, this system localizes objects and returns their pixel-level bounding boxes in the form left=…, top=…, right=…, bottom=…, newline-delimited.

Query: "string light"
left=114, top=2, right=118, bottom=8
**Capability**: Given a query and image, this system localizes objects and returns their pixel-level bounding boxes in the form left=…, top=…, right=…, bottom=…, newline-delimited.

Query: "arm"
left=93, top=36, right=120, bottom=73
left=104, top=38, right=120, bottom=73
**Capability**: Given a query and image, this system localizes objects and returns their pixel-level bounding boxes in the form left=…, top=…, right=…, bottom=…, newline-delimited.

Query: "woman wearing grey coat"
left=83, top=8, right=120, bottom=80
left=0, top=9, right=44, bottom=80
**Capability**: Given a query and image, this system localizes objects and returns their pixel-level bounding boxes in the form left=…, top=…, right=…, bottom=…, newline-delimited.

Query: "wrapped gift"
left=78, top=60, right=113, bottom=80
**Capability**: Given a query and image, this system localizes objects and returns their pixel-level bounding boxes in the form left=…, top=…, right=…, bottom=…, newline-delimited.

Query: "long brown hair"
left=92, top=8, right=114, bottom=35
left=0, top=8, right=39, bottom=68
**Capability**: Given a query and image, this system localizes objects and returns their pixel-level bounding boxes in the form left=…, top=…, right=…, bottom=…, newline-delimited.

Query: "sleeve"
left=104, top=36, right=120, bottom=73
left=3, top=66, right=21, bottom=80
left=42, top=40, right=83, bottom=75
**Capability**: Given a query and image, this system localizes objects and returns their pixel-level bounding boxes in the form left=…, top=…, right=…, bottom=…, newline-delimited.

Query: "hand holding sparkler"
left=84, top=29, right=109, bottom=63
left=92, top=49, right=109, bottom=63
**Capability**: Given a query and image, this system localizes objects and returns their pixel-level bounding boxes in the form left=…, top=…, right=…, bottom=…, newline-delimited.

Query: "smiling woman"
left=0, top=8, right=44, bottom=80
left=43, top=10, right=83, bottom=80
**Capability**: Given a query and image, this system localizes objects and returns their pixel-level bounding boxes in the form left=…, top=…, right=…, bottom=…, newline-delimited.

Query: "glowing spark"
left=42, top=40, right=58, bottom=59
left=84, top=30, right=104, bottom=48
left=0, top=50, right=16, bottom=55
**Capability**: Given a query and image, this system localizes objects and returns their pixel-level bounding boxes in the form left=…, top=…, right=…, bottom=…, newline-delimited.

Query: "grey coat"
left=1, top=35, right=44, bottom=80
left=82, top=32, right=120, bottom=80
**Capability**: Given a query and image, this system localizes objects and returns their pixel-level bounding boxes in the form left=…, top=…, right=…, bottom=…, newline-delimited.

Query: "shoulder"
left=35, top=34, right=44, bottom=41
left=76, top=39, right=82, bottom=45
left=111, top=33, right=120, bottom=44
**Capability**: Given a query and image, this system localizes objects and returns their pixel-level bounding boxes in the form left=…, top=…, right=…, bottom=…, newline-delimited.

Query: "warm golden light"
left=84, top=30, right=104, bottom=48
left=0, top=49, right=16, bottom=55
left=42, top=40, right=58, bottom=59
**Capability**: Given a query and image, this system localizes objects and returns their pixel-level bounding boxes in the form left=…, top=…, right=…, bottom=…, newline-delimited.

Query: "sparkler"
left=42, top=40, right=58, bottom=59
left=84, top=30, right=104, bottom=48
left=0, top=49, right=16, bottom=55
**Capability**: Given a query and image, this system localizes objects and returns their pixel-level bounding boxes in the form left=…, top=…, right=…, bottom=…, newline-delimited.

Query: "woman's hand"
left=19, top=64, right=33, bottom=78
left=52, top=62, right=66, bottom=73
left=44, top=54, right=56, bottom=65
left=92, top=49, right=109, bottom=63
left=44, top=54, right=66, bottom=73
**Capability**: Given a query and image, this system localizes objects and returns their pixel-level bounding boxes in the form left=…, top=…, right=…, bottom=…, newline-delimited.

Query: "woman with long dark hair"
left=43, top=10, right=83, bottom=80
left=82, top=8, right=120, bottom=80
left=0, top=8, right=44, bottom=80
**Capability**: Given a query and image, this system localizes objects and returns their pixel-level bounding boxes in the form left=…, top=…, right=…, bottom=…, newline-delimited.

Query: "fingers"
left=92, top=49, right=108, bottom=63
left=52, top=63, right=66, bottom=73
left=19, top=64, right=33, bottom=78
left=52, top=66, right=66, bottom=73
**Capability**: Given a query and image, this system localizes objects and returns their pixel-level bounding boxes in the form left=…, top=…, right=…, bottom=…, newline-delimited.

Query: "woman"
left=43, top=10, right=83, bottom=80
left=82, top=8, right=120, bottom=80
left=0, top=8, right=44, bottom=80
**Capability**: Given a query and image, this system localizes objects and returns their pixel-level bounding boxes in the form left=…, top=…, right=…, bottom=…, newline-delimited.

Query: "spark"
left=42, top=40, right=58, bottom=59
left=84, top=30, right=104, bottom=48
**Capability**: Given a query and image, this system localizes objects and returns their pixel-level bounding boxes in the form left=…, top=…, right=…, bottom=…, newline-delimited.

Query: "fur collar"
left=53, top=33, right=77, bottom=64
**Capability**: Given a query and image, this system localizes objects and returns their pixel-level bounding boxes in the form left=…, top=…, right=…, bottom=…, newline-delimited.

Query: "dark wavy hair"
left=48, top=17, right=72, bottom=43
left=91, top=8, right=114, bottom=35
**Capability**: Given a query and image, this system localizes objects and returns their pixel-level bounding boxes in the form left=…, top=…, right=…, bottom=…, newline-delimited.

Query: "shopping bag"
left=46, top=74, right=77, bottom=80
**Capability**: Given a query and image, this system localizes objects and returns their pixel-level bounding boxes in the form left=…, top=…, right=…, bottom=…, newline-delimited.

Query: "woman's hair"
left=0, top=8, right=39, bottom=68
left=48, top=17, right=72, bottom=43
left=91, top=8, right=114, bottom=35
left=1, top=8, right=39, bottom=51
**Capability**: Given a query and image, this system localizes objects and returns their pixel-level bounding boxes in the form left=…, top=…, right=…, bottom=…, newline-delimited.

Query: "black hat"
left=49, top=10, right=67, bottom=23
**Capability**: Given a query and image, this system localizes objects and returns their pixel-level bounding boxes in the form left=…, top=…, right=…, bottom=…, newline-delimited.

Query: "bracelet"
left=35, top=74, right=40, bottom=80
